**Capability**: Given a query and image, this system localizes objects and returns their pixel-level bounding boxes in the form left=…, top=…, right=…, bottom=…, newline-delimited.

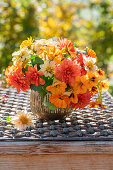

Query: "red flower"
left=58, top=39, right=77, bottom=58
left=76, top=53, right=87, bottom=75
left=8, top=68, right=30, bottom=93
left=71, top=90, right=92, bottom=109
left=55, top=58, right=81, bottom=85
left=26, top=65, right=45, bottom=86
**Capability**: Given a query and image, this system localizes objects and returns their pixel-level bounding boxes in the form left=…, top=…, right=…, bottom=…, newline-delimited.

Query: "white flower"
left=83, top=55, right=97, bottom=72
left=31, top=39, right=58, bottom=56
left=40, top=60, right=56, bottom=77
left=12, top=47, right=31, bottom=65
left=12, top=110, right=33, bottom=130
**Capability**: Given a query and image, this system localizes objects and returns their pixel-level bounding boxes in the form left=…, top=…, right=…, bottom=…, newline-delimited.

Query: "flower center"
left=20, top=116, right=29, bottom=125
left=46, top=66, right=53, bottom=73
left=66, top=70, right=71, bottom=74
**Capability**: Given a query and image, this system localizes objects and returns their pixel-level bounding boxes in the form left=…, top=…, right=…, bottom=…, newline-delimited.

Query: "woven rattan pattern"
left=0, top=88, right=113, bottom=141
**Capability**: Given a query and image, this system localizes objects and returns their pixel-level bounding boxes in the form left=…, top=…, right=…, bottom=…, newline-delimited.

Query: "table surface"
left=0, top=88, right=113, bottom=142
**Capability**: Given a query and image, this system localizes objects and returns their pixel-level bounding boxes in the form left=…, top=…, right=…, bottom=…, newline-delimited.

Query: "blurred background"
left=0, top=0, right=113, bottom=94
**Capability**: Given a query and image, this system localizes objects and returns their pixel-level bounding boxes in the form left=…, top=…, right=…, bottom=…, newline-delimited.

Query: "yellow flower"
left=20, top=37, right=33, bottom=48
left=12, top=110, right=33, bottom=130
left=46, top=82, right=67, bottom=95
left=72, top=76, right=88, bottom=94
left=99, top=79, right=110, bottom=92
left=87, top=48, right=97, bottom=59
left=86, top=71, right=99, bottom=88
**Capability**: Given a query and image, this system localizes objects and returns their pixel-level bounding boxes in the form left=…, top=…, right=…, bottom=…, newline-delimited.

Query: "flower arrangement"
left=6, top=37, right=109, bottom=111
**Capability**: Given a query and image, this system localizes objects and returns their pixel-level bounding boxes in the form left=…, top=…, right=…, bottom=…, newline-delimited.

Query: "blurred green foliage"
left=0, top=0, right=113, bottom=75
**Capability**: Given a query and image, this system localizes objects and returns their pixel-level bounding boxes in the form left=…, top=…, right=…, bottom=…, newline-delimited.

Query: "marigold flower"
left=72, top=76, right=88, bottom=94
left=12, top=110, right=33, bottom=130
left=49, top=94, right=70, bottom=108
left=87, top=48, right=97, bottom=59
left=97, top=68, right=105, bottom=77
left=40, top=60, right=56, bottom=77
left=20, top=37, right=33, bottom=48
left=99, top=79, right=110, bottom=92
left=58, top=39, right=77, bottom=58
left=7, top=68, right=30, bottom=93
left=26, top=65, right=45, bottom=86
left=71, top=90, right=92, bottom=109
left=46, top=82, right=67, bottom=95
left=86, top=71, right=99, bottom=88
left=55, top=58, right=81, bottom=85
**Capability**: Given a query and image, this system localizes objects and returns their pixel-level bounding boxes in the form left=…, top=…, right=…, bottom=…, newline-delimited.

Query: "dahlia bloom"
left=12, top=110, right=33, bottom=130
left=83, top=56, right=97, bottom=72
left=40, top=60, right=56, bottom=77
left=58, top=39, right=77, bottom=58
left=20, top=37, right=33, bottom=48
left=8, top=68, right=30, bottom=93
left=71, top=90, right=92, bottom=109
left=55, top=58, right=81, bottom=85
left=12, top=47, right=31, bottom=65
left=26, top=65, right=45, bottom=86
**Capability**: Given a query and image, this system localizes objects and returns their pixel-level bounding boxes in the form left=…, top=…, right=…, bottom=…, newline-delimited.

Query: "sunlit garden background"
left=0, top=0, right=113, bottom=94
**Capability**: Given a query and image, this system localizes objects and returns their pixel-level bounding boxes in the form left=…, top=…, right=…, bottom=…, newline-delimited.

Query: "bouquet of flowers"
left=5, top=37, right=109, bottom=110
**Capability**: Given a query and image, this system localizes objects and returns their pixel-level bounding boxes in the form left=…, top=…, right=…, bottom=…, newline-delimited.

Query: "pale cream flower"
left=12, top=110, right=33, bottom=130
left=40, top=60, right=56, bottom=77
left=83, top=55, right=97, bottom=72
left=12, top=47, right=31, bottom=65
left=31, top=39, right=58, bottom=57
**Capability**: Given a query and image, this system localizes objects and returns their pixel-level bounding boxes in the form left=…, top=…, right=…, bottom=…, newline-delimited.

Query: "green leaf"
left=44, top=102, right=58, bottom=110
left=6, top=116, right=12, bottom=122
left=35, top=56, right=44, bottom=65
left=30, top=84, right=47, bottom=101
left=30, top=84, right=42, bottom=91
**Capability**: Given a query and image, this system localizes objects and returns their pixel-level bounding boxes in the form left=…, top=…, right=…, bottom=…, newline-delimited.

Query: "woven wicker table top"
left=0, top=88, right=113, bottom=141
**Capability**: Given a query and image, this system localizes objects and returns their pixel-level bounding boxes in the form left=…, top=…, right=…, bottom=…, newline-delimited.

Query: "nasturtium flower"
left=49, top=94, right=70, bottom=108
left=46, top=82, right=67, bottom=95
left=87, top=48, right=97, bottom=59
left=71, top=90, right=92, bottom=109
left=90, top=86, right=98, bottom=94
left=97, top=69, right=105, bottom=77
left=99, top=79, right=110, bottom=92
left=86, top=71, right=99, bottom=88
left=72, top=76, right=88, bottom=94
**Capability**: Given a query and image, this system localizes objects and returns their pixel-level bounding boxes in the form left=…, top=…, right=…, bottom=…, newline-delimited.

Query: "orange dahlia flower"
left=87, top=48, right=97, bottom=59
left=55, top=58, right=81, bottom=85
left=71, top=90, right=92, bottom=109
left=72, top=76, right=88, bottom=94
left=58, top=39, right=77, bottom=58
left=8, top=68, right=30, bottom=93
left=46, top=82, right=67, bottom=95
left=26, top=65, right=45, bottom=86
left=47, top=46, right=63, bottom=63
left=49, top=94, right=70, bottom=108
